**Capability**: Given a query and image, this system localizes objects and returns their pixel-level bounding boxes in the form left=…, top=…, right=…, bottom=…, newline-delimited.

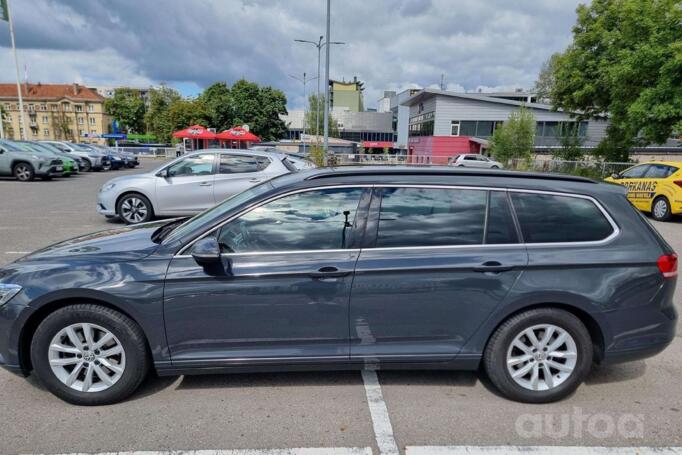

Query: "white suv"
left=450, top=154, right=503, bottom=169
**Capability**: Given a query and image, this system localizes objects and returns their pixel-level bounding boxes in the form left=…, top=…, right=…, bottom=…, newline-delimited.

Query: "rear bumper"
left=600, top=304, right=677, bottom=365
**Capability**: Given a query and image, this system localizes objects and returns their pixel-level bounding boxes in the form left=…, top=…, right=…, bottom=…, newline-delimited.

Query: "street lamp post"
left=289, top=72, right=318, bottom=155
left=323, top=0, right=331, bottom=162
left=294, top=37, right=345, bottom=140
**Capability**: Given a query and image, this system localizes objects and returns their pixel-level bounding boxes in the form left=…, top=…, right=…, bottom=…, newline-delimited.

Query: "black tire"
left=30, top=304, right=150, bottom=406
left=483, top=308, right=593, bottom=403
left=13, top=162, right=35, bottom=181
left=116, top=193, right=154, bottom=224
left=80, top=159, right=92, bottom=172
left=651, top=196, right=672, bottom=222
left=491, top=165, right=500, bottom=169
left=102, top=161, right=112, bottom=172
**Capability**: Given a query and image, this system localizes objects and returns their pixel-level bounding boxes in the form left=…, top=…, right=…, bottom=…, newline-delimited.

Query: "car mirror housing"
left=156, top=168, right=169, bottom=178
left=191, top=237, right=221, bottom=264
left=611, top=173, right=622, bottom=179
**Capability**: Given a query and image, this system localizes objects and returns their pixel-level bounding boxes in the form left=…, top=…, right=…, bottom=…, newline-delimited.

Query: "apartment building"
left=0, top=83, right=110, bottom=144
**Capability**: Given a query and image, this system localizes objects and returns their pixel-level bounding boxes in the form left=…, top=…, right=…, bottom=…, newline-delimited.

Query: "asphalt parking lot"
left=0, top=161, right=681, bottom=455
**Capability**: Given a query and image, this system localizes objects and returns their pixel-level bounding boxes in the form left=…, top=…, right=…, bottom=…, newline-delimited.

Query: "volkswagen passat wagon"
left=0, top=167, right=677, bottom=405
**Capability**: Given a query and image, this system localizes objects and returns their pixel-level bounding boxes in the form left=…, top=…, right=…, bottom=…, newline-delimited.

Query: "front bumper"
left=96, top=190, right=117, bottom=216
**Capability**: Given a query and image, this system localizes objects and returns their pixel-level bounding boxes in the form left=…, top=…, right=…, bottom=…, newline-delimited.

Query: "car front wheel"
left=13, top=162, right=35, bottom=181
left=80, top=159, right=92, bottom=172
left=30, top=304, right=150, bottom=405
left=652, top=196, right=672, bottom=222
left=483, top=308, right=592, bottom=403
left=117, top=193, right=154, bottom=224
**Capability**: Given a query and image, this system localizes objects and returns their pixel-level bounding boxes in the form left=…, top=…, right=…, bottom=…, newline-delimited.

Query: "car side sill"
left=154, top=354, right=482, bottom=376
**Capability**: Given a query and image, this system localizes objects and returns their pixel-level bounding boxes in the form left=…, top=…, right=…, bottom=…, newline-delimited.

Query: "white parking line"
left=362, top=370, right=400, bottom=455
left=20, top=449, right=373, bottom=455
left=405, top=447, right=682, bottom=455
left=4, top=251, right=29, bottom=254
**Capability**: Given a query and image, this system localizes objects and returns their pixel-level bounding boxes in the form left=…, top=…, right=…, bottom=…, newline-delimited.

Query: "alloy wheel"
left=15, top=164, right=32, bottom=181
left=654, top=199, right=668, bottom=220
left=120, top=197, right=148, bottom=223
left=48, top=323, right=126, bottom=393
left=506, top=324, right=578, bottom=391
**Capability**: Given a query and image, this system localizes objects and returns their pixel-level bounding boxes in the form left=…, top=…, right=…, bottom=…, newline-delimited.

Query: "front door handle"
left=199, top=182, right=212, bottom=187
left=249, top=178, right=262, bottom=183
left=309, top=266, right=352, bottom=278
left=473, top=261, right=513, bottom=273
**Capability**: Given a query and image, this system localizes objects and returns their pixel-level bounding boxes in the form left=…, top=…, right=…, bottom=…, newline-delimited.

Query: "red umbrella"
left=216, top=127, right=261, bottom=142
left=172, top=125, right=217, bottom=140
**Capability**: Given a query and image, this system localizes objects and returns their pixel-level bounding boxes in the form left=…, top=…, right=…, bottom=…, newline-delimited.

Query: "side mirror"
left=611, top=173, right=622, bottom=179
left=191, top=237, right=221, bottom=266
left=156, top=168, right=169, bottom=178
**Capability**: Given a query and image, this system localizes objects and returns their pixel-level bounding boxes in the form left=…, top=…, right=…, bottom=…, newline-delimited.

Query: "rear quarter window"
left=510, top=192, right=615, bottom=243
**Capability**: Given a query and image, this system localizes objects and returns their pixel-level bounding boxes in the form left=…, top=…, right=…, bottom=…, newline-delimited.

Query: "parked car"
left=37, top=142, right=85, bottom=171
left=41, top=141, right=109, bottom=172
left=97, top=149, right=295, bottom=224
left=15, top=141, right=79, bottom=176
left=450, top=153, right=503, bottom=169
left=604, top=161, right=682, bottom=221
left=0, top=167, right=676, bottom=405
left=92, top=145, right=139, bottom=168
left=0, top=139, right=64, bottom=181
left=76, top=144, right=125, bottom=170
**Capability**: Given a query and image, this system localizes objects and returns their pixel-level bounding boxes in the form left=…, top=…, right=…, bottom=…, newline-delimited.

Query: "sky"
left=0, top=0, right=585, bottom=110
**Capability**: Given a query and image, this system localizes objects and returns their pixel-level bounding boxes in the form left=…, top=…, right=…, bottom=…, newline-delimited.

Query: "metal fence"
left=508, top=159, right=634, bottom=178
left=112, top=146, right=176, bottom=158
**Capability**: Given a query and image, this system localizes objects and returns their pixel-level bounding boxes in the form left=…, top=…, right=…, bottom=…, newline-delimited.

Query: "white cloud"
left=0, top=0, right=585, bottom=109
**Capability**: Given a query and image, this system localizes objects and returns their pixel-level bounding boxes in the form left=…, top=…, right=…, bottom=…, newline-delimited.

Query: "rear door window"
left=218, top=155, right=270, bottom=174
left=644, top=164, right=678, bottom=179
left=510, top=192, right=614, bottom=243
left=376, top=187, right=487, bottom=247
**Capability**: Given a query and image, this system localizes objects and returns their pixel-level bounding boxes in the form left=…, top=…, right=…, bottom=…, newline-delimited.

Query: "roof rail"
left=304, top=166, right=598, bottom=184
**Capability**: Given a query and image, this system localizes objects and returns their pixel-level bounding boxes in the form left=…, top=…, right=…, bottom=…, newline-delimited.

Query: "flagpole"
left=6, top=0, right=27, bottom=139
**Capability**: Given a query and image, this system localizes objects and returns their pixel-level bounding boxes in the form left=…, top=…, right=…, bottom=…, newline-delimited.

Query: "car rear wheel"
left=13, top=162, right=35, bottom=181
left=483, top=308, right=592, bottom=403
left=652, top=196, right=672, bottom=222
left=117, top=193, right=154, bottom=224
left=30, top=304, right=150, bottom=405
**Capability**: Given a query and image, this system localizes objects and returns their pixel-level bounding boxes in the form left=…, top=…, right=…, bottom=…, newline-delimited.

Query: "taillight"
left=657, top=253, right=678, bottom=278
left=673, top=180, right=682, bottom=189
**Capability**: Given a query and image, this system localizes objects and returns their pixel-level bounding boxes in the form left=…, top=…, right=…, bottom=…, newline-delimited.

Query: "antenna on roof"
left=440, top=73, right=446, bottom=91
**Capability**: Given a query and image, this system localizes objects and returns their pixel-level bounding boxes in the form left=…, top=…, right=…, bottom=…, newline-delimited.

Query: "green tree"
left=554, top=122, right=585, bottom=161
left=549, top=0, right=682, bottom=161
left=199, top=82, right=233, bottom=132
left=490, top=107, right=536, bottom=164
left=104, top=88, right=146, bottom=133
left=304, top=94, right=339, bottom=138
left=229, top=79, right=289, bottom=141
left=533, top=53, right=561, bottom=102
left=166, top=99, right=210, bottom=134
left=144, top=85, right=182, bottom=143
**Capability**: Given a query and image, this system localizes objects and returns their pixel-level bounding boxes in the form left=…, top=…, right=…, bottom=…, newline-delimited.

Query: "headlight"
left=0, top=284, right=21, bottom=306
left=31, top=155, right=45, bottom=162
left=88, top=154, right=100, bottom=159
left=101, top=182, right=116, bottom=192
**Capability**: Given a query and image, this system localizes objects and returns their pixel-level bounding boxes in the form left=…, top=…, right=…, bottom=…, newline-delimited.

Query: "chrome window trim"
left=175, top=183, right=619, bottom=258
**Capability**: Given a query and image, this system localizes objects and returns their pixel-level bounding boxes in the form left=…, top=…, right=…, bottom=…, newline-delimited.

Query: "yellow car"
left=605, top=161, right=682, bottom=221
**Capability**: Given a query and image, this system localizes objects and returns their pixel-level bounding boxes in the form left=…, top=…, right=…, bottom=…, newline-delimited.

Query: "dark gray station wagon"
left=0, top=167, right=677, bottom=405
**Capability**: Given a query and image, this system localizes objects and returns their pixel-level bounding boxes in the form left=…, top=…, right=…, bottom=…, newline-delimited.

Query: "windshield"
left=164, top=181, right=275, bottom=244
left=0, top=139, right=22, bottom=152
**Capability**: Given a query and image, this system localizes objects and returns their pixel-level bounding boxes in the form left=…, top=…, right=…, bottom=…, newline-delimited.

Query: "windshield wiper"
left=151, top=218, right=189, bottom=243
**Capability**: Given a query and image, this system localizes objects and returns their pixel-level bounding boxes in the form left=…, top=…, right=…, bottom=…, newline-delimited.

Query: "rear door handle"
left=199, top=182, right=212, bottom=187
left=249, top=178, right=262, bottom=183
left=473, top=261, right=513, bottom=273
left=309, top=266, right=352, bottom=278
